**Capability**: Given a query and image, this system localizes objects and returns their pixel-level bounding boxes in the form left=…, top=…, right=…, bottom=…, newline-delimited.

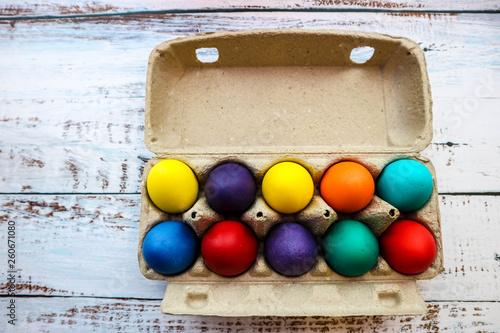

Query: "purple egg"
left=264, top=223, right=317, bottom=277
left=205, top=163, right=256, bottom=215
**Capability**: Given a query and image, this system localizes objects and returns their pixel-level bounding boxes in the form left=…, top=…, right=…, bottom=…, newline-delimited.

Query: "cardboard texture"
left=138, top=29, right=443, bottom=316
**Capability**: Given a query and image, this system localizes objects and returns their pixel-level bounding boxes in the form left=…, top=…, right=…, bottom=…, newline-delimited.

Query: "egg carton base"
left=138, top=155, right=443, bottom=283
left=161, top=281, right=428, bottom=317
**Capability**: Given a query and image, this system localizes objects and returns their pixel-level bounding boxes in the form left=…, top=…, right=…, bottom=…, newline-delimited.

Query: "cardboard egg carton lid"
left=145, top=29, right=432, bottom=156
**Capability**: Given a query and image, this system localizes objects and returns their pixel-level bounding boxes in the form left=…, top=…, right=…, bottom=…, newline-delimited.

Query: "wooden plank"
left=1, top=139, right=499, bottom=194
left=0, top=98, right=154, bottom=194
left=433, top=98, right=500, bottom=145
left=422, top=143, right=500, bottom=194
left=1, top=99, right=498, bottom=193
left=0, top=13, right=499, bottom=194
left=0, top=195, right=167, bottom=298
left=1, top=13, right=498, bottom=99
left=1, top=14, right=498, bottom=101
left=1, top=0, right=499, bottom=19
left=1, top=297, right=499, bottom=332
left=0, top=194, right=498, bottom=301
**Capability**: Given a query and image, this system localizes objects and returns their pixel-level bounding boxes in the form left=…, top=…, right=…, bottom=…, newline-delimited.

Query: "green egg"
left=322, top=220, right=379, bottom=277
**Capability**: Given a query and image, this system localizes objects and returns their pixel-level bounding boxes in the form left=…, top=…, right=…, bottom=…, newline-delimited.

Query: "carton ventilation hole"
left=256, top=211, right=263, bottom=218
left=324, top=210, right=330, bottom=218
left=389, top=209, right=396, bottom=217
left=195, top=47, right=219, bottom=63
left=350, top=46, right=375, bottom=64
left=191, top=211, right=197, bottom=219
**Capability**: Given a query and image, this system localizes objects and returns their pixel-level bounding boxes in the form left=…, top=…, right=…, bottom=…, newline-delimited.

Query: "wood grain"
left=0, top=194, right=166, bottom=299
left=2, top=297, right=499, bottom=332
left=0, top=4, right=499, bottom=331
left=0, top=194, right=498, bottom=301
left=0, top=13, right=499, bottom=194
left=1, top=0, right=499, bottom=19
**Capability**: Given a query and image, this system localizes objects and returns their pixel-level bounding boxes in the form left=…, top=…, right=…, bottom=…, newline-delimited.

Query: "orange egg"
left=320, top=161, right=375, bottom=213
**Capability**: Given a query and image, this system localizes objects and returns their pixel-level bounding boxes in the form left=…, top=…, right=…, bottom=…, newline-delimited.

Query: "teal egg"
left=322, top=220, right=379, bottom=277
left=376, top=159, right=433, bottom=212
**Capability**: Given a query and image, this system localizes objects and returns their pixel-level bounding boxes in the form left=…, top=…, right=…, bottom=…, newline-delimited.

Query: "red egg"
left=379, top=220, right=437, bottom=275
left=201, top=220, right=258, bottom=277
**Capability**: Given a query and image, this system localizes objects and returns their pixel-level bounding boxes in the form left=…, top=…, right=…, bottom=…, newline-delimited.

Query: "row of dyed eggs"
left=147, top=158, right=435, bottom=215
left=142, top=219, right=437, bottom=277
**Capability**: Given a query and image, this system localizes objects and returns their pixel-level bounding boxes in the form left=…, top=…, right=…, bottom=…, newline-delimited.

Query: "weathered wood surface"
left=2, top=298, right=500, bottom=333
left=0, top=194, right=498, bottom=301
left=0, top=3, right=499, bottom=332
left=1, top=0, right=499, bottom=19
left=1, top=13, right=499, bottom=194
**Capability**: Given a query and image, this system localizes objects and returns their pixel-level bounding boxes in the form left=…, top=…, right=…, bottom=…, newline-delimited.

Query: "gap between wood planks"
left=1, top=7, right=500, bottom=22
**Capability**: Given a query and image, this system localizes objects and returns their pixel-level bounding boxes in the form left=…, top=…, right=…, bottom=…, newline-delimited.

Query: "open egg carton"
left=138, top=29, right=443, bottom=316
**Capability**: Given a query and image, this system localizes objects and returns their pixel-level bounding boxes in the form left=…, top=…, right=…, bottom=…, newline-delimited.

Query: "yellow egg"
left=262, top=161, right=314, bottom=214
left=146, top=159, right=198, bottom=213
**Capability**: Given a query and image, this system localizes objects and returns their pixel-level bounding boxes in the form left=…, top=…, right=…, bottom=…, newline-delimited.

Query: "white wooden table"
left=1, top=1, right=499, bottom=331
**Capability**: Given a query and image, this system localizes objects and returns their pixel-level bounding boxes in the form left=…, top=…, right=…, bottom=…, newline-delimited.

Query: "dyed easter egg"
left=262, top=162, right=314, bottom=214
left=142, top=221, right=198, bottom=275
left=376, top=159, right=433, bottom=212
left=264, top=223, right=317, bottom=277
left=147, top=159, right=198, bottom=213
left=379, top=219, right=436, bottom=275
left=322, top=220, right=379, bottom=277
left=201, top=220, right=258, bottom=277
left=205, top=163, right=256, bottom=215
left=320, top=161, right=375, bottom=213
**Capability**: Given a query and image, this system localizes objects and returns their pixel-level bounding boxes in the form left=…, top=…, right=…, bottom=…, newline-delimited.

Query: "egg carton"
left=138, top=29, right=443, bottom=316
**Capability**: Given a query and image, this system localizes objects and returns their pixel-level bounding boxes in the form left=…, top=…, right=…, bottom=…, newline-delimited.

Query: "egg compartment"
left=138, top=154, right=443, bottom=315
left=139, top=29, right=441, bottom=316
left=139, top=154, right=443, bottom=281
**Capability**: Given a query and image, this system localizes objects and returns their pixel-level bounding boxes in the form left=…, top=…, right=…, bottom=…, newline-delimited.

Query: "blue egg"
left=376, top=159, right=434, bottom=212
left=142, top=221, right=198, bottom=275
